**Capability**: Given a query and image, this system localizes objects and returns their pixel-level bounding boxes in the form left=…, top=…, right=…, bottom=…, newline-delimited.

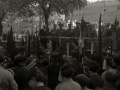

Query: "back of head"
left=60, top=64, right=74, bottom=78
left=102, top=69, right=120, bottom=84
left=75, top=74, right=90, bottom=87
left=18, top=46, right=25, bottom=53
left=15, top=55, right=27, bottom=64
left=51, top=53, right=59, bottom=62
left=29, top=67, right=46, bottom=84
left=105, top=56, right=113, bottom=64
left=89, top=54, right=98, bottom=62
left=105, top=56, right=116, bottom=68
left=86, top=60, right=100, bottom=72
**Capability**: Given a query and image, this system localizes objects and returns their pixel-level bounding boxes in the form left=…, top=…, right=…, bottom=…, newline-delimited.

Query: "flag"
left=27, top=31, right=30, bottom=57
left=78, top=16, right=86, bottom=62
left=67, top=41, right=69, bottom=59
left=91, top=40, right=94, bottom=54
left=97, top=13, right=102, bottom=64
left=7, top=31, right=10, bottom=54
left=112, top=16, right=117, bottom=50
left=10, top=26, right=15, bottom=59
left=6, top=26, right=15, bottom=60
left=114, top=16, right=117, bottom=32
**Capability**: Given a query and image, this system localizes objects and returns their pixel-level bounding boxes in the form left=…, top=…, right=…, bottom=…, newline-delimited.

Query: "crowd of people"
left=0, top=41, right=120, bottom=90
left=0, top=16, right=119, bottom=90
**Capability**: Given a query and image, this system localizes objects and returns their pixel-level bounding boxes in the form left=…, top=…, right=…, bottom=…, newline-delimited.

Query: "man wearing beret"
left=0, top=54, right=18, bottom=90
left=11, top=55, right=27, bottom=74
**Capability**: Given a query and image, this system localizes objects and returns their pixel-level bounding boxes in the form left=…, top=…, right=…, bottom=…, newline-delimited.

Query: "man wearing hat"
left=0, top=45, right=7, bottom=55
left=14, top=46, right=25, bottom=64
left=0, top=54, right=18, bottom=90
left=47, top=53, right=62, bottom=90
left=11, top=55, right=27, bottom=74
left=0, top=45, right=13, bottom=68
left=86, top=60, right=104, bottom=89
left=13, top=55, right=29, bottom=90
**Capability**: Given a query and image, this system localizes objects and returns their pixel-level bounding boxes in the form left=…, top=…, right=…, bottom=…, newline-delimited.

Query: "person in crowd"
left=56, top=24, right=65, bottom=37
left=14, top=57, right=29, bottom=90
left=14, top=67, right=29, bottom=90
left=39, top=25, right=49, bottom=49
left=25, top=48, right=47, bottom=76
left=0, top=45, right=14, bottom=68
left=26, top=48, right=41, bottom=67
left=89, top=54, right=100, bottom=64
left=0, top=54, right=18, bottom=90
left=68, top=56, right=84, bottom=78
left=86, top=60, right=104, bottom=89
left=75, top=74, right=91, bottom=90
left=14, top=55, right=43, bottom=90
left=73, top=22, right=80, bottom=37
left=102, top=56, right=116, bottom=71
left=55, top=64, right=81, bottom=90
left=14, top=46, right=25, bottom=60
left=11, top=55, right=27, bottom=74
left=50, top=24, right=57, bottom=36
left=27, top=67, right=50, bottom=90
left=47, top=54, right=62, bottom=90
left=50, top=24, right=57, bottom=51
left=0, top=45, right=7, bottom=55
left=98, top=69, right=120, bottom=90
left=65, top=23, right=73, bottom=37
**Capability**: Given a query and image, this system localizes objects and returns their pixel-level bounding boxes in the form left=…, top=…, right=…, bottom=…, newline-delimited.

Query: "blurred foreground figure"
left=86, top=60, right=104, bottom=89
left=0, top=54, right=18, bottom=90
left=27, top=67, right=50, bottom=90
left=55, top=64, right=81, bottom=90
left=99, top=69, right=120, bottom=90
left=75, top=74, right=91, bottom=90
left=0, top=45, right=13, bottom=68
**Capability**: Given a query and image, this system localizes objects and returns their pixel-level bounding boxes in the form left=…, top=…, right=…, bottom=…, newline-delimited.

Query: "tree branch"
left=16, top=0, right=33, bottom=12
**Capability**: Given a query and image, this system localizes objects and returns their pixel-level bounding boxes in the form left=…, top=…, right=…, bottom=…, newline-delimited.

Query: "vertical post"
left=91, top=40, right=94, bottom=54
left=59, top=37, right=61, bottom=46
left=67, top=41, right=69, bottom=60
left=27, top=31, right=30, bottom=57
left=78, top=5, right=80, bottom=20
left=97, top=13, right=102, bottom=64
left=39, top=15, right=41, bottom=30
left=112, top=16, right=117, bottom=51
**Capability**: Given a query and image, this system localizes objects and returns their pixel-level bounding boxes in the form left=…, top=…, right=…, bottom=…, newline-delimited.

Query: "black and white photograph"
left=0, top=0, right=120, bottom=90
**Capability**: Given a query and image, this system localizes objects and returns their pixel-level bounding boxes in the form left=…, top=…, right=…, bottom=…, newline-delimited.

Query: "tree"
left=28, top=0, right=87, bottom=31
left=0, top=0, right=33, bottom=36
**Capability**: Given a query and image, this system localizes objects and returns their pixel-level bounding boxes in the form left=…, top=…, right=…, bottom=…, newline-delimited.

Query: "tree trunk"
left=44, top=13, right=49, bottom=34
left=41, top=4, right=50, bottom=33
left=0, top=22, right=3, bottom=37
left=44, top=14, right=49, bottom=27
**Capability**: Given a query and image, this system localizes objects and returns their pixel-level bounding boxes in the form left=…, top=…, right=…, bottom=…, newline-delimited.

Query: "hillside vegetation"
left=68, top=0, right=120, bottom=24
